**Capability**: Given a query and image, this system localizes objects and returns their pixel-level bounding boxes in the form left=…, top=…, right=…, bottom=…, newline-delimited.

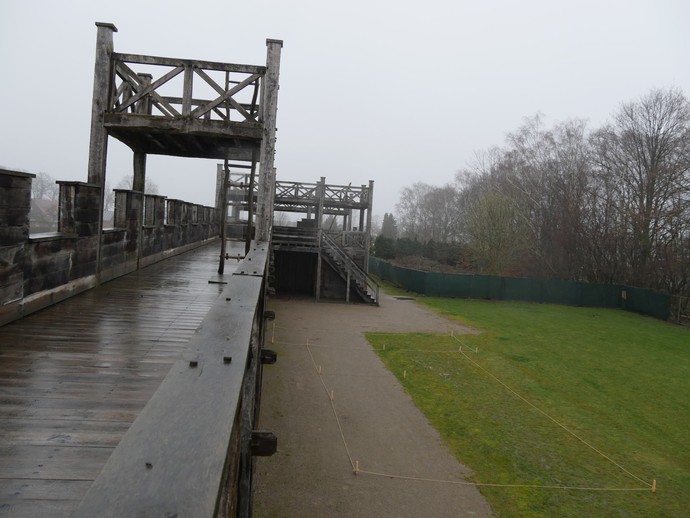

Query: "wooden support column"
left=87, top=22, right=116, bottom=186
left=346, top=271, right=351, bottom=303
left=132, top=150, right=145, bottom=269
left=218, top=160, right=229, bottom=274
left=215, top=164, right=224, bottom=214
left=314, top=177, right=325, bottom=302
left=359, top=187, right=365, bottom=232
left=245, top=155, right=258, bottom=255
left=87, top=22, right=117, bottom=281
left=132, top=153, right=146, bottom=192
left=316, top=176, right=325, bottom=230
left=365, top=180, right=374, bottom=273
left=132, top=74, right=151, bottom=194
left=255, top=39, right=283, bottom=243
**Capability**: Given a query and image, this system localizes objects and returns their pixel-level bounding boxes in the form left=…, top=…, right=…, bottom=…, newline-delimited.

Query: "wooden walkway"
left=0, top=241, right=243, bottom=517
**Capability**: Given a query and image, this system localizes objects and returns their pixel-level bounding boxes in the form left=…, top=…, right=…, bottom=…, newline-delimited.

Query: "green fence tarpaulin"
left=369, top=257, right=670, bottom=320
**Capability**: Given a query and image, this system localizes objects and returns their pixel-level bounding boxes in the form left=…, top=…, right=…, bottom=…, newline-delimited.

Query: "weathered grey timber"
left=74, top=244, right=270, bottom=518
left=255, top=40, right=283, bottom=242
left=215, top=173, right=377, bottom=304
left=0, top=242, right=256, bottom=517
left=0, top=169, right=219, bottom=326
left=1, top=21, right=286, bottom=518
left=102, top=47, right=276, bottom=160
left=87, top=23, right=117, bottom=284
left=0, top=24, right=283, bottom=326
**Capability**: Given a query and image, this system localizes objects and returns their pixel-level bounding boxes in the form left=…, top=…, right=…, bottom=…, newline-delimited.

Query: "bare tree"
left=396, top=183, right=460, bottom=243
left=391, top=88, right=690, bottom=297
left=31, top=172, right=59, bottom=200
left=591, top=88, right=690, bottom=286
left=115, top=175, right=160, bottom=195
left=396, top=183, right=433, bottom=240
left=462, top=185, right=529, bottom=275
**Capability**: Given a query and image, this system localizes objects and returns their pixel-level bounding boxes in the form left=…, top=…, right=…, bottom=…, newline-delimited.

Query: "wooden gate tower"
left=87, top=22, right=282, bottom=278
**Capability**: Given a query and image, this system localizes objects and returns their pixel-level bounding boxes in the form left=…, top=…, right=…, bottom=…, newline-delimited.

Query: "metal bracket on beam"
left=251, top=431, right=277, bottom=456
left=263, top=310, right=276, bottom=321
left=260, top=349, right=277, bottom=364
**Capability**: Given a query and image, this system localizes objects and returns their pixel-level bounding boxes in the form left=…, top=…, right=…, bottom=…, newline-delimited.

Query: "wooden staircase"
left=320, top=233, right=379, bottom=305
left=270, top=226, right=379, bottom=305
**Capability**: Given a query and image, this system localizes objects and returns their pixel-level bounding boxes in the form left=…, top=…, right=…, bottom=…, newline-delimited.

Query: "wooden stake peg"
left=652, top=479, right=656, bottom=493
left=403, top=370, right=407, bottom=379
left=318, top=365, right=322, bottom=374
left=355, top=460, right=360, bottom=474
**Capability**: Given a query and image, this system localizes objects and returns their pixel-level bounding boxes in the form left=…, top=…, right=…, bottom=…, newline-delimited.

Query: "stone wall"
left=0, top=169, right=33, bottom=306
left=0, top=168, right=219, bottom=325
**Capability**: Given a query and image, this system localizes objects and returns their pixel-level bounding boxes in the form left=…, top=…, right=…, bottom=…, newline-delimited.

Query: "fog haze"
left=1, top=0, right=688, bottom=216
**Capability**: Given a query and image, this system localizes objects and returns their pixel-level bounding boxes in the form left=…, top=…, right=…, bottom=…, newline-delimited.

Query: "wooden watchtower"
left=216, top=172, right=379, bottom=304
left=87, top=22, right=282, bottom=277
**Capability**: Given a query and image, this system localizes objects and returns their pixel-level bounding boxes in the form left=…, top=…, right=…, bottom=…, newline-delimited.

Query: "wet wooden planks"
left=0, top=242, right=236, bottom=517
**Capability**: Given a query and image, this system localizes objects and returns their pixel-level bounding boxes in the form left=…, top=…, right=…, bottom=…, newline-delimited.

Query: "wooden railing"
left=110, top=53, right=265, bottom=123
left=74, top=244, right=272, bottom=517
left=322, top=233, right=379, bottom=304
left=323, top=183, right=370, bottom=208
left=274, top=181, right=318, bottom=202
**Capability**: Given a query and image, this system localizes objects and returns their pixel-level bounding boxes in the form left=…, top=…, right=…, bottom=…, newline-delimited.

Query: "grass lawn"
left=366, top=296, right=690, bottom=517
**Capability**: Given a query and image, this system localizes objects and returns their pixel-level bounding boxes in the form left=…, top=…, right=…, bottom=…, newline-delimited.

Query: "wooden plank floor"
left=0, top=241, right=244, bottom=517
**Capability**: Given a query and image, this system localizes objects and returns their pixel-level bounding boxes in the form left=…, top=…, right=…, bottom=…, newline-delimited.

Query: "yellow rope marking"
left=305, top=340, right=356, bottom=471
left=449, top=334, right=653, bottom=489
left=355, top=468, right=654, bottom=492
left=277, top=340, right=472, bottom=354
left=302, top=333, right=655, bottom=492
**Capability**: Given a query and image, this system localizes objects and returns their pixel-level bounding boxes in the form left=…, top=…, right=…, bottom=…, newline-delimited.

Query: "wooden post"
left=215, top=163, right=224, bottom=213
left=218, top=159, right=229, bottom=274
left=359, top=187, right=365, bottom=232
left=132, top=73, right=150, bottom=271
left=87, top=22, right=117, bottom=281
left=365, top=180, right=374, bottom=273
left=132, top=73, right=151, bottom=194
left=255, top=39, right=283, bottom=243
left=316, top=176, right=325, bottom=230
left=314, top=177, right=325, bottom=302
left=245, top=154, right=258, bottom=254
left=346, top=271, right=351, bottom=303
left=87, top=22, right=116, bottom=186
left=182, top=65, right=193, bottom=116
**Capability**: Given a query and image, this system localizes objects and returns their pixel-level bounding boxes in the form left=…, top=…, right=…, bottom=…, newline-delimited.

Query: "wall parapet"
left=0, top=169, right=220, bottom=326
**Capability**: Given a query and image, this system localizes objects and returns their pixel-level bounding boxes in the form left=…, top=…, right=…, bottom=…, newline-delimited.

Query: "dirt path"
left=253, top=293, right=493, bottom=517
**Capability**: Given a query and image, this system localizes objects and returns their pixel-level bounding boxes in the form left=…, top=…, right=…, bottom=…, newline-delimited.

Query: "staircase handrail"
left=322, top=233, right=379, bottom=304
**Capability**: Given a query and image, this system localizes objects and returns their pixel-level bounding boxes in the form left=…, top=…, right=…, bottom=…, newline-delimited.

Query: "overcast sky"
left=2, top=0, right=689, bottom=218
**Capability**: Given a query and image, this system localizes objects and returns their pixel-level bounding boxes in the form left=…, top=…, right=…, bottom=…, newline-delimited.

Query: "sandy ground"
left=253, top=293, right=493, bottom=517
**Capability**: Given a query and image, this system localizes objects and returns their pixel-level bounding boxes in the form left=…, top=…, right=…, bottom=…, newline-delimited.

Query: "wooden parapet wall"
left=0, top=168, right=219, bottom=326
left=73, top=243, right=270, bottom=517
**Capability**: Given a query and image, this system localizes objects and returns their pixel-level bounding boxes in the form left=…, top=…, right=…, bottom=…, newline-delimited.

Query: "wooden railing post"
left=365, top=180, right=374, bottom=273
left=88, top=22, right=117, bottom=281
left=256, top=39, right=283, bottom=242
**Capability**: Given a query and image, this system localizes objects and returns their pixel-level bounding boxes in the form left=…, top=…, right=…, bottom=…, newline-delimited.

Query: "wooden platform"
left=0, top=242, right=242, bottom=517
